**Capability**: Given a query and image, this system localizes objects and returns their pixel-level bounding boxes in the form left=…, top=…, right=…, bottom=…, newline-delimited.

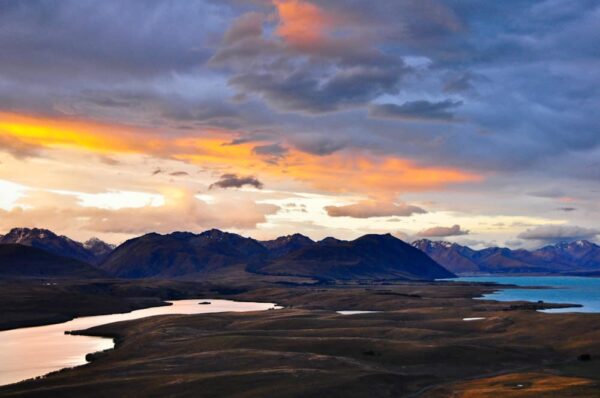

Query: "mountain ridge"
left=0, top=228, right=114, bottom=265
left=413, top=239, right=600, bottom=275
left=100, top=230, right=454, bottom=281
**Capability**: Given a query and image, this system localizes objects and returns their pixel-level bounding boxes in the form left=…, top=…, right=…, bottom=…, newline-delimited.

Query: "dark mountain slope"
left=260, top=234, right=314, bottom=258
left=0, top=244, right=106, bottom=278
left=0, top=228, right=113, bottom=265
left=100, top=230, right=269, bottom=279
left=253, top=234, right=455, bottom=281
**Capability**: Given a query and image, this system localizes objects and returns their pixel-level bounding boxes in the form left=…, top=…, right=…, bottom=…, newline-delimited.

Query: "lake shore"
left=1, top=278, right=599, bottom=397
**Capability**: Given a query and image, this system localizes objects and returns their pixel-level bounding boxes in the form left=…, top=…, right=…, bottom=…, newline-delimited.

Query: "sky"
left=0, top=0, right=599, bottom=248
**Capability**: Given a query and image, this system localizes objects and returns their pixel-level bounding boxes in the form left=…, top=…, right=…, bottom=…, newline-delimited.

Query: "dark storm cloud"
left=369, top=99, right=462, bottom=121
left=209, top=173, right=264, bottom=190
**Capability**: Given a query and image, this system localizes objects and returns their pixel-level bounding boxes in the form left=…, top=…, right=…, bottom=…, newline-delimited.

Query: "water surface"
left=337, top=310, right=380, bottom=315
left=454, top=276, right=600, bottom=313
left=0, top=299, right=278, bottom=386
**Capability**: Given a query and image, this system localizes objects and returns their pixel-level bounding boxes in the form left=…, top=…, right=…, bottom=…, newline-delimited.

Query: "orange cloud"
left=0, top=111, right=157, bottom=154
left=277, top=150, right=482, bottom=194
left=0, top=111, right=482, bottom=196
left=273, top=0, right=331, bottom=48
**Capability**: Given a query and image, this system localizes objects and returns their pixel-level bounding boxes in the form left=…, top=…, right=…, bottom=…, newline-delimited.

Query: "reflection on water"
left=0, top=299, right=278, bottom=386
left=337, top=310, right=380, bottom=315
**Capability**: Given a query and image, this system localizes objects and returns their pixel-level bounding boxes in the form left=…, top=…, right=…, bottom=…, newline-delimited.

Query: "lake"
left=454, top=276, right=600, bottom=313
left=0, top=299, right=278, bottom=386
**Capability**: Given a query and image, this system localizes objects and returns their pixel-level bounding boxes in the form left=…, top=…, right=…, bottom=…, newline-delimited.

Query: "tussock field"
left=1, top=280, right=599, bottom=397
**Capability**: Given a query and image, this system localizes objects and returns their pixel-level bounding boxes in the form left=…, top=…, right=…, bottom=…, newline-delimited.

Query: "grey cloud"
left=0, top=0, right=599, bottom=195
left=169, top=171, right=189, bottom=177
left=369, top=99, right=462, bottom=121
left=325, top=202, right=427, bottom=219
left=518, top=225, right=600, bottom=243
left=211, top=8, right=409, bottom=114
left=557, top=207, right=576, bottom=212
left=0, top=1, right=216, bottom=82
left=291, top=135, right=347, bottom=156
left=209, top=173, right=264, bottom=190
left=443, top=72, right=487, bottom=93
left=417, top=224, right=469, bottom=237
left=230, top=65, right=406, bottom=114
left=529, top=188, right=567, bottom=198
left=222, top=133, right=271, bottom=146
left=252, top=143, right=288, bottom=162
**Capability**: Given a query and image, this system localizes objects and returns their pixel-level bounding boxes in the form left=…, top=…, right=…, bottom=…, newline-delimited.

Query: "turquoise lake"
left=453, top=276, right=600, bottom=313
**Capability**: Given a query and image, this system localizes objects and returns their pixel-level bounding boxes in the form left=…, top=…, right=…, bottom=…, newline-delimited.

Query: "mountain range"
left=0, top=228, right=114, bottom=265
left=413, top=239, right=600, bottom=275
left=1, top=227, right=599, bottom=281
left=0, top=228, right=453, bottom=281
left=253, top=234, right=454, bottom=281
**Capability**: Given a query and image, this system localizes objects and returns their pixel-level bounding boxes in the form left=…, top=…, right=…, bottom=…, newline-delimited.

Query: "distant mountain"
left=99, top=229, right=269, bottom=278
left=260, top=234, right=314, bottom=258
left=253, top=234, right=455, bottom=281
left=0, top=228, right=113, bottom=265
left=413, top=239, right=600, bottom=275
left=0, top=244, right=106, bottom=279
left=84, top=238, right=116, bottom=263
left=534, top=240, right=600, bottom=269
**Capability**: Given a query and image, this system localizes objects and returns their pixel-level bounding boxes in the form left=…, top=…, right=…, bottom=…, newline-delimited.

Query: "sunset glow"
left=0, top=0, right=597, bottom=248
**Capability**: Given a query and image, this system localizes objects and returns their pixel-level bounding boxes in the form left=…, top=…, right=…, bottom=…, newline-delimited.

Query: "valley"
left=1, top=227, right=599, bottom=397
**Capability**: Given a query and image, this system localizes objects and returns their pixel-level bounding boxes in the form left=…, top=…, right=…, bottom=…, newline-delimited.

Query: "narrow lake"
left=454, top=276, right=600, bottom=313
left=0, top=299, right=278, bottom=386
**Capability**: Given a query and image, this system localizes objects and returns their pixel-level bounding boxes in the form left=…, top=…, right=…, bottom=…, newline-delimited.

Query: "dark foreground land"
left=1, top=279, right=599, bottom=397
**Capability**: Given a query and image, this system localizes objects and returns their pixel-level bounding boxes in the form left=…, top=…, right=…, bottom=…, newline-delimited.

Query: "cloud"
left=252, top=143, right=288, bottom=163
left=0, top=135, right=43, bottom=159
left=0, top=189, right=278, bottom=242
left=369, top=99, right=462, bottom=121
left=169, top=171, right=189, bottom=177
left=209, top=173, right=264, bottom=190
left=517, top=225, right=600, bottom=243
left=211, top=5, right=410, bottom=114
left=417, top=224, right=469, bottom=237
left=528, top=188, right=567, bottom=198
left=325, top=201, right=427, bottom=219
left=291, top=135, right=346, bottom=156
left=556, top=207, right=576, bottom=212
left=0, top=0, right=599, bottom=246
left=0, top=1, right=214, bottom=82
